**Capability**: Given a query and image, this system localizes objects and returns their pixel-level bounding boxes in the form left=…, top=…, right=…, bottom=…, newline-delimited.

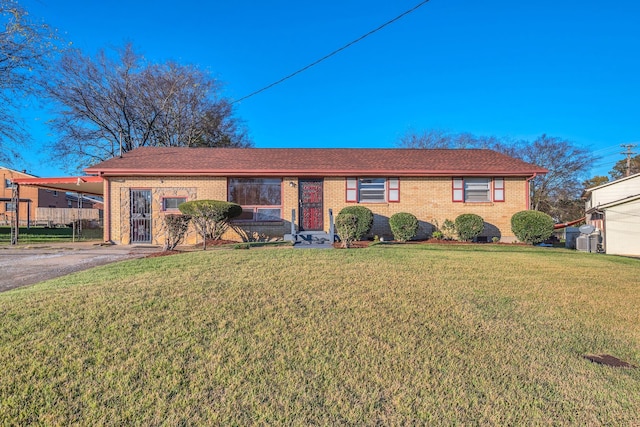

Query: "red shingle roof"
left=84, top=147, right=547, bottom=177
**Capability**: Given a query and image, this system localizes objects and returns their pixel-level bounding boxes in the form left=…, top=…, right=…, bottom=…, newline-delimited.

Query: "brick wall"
left=326, top=177, right=527, bottom=242
left=0, top=169, right=39, bottom=225
left=37, top=189, right=68, bottom=208
left=107, top=175, right=528, bottom=245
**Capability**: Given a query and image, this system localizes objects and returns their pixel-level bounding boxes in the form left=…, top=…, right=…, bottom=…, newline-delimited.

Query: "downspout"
left=104, top=176, right=112, bottom=243
left=599, top=207, right=607, bottom=253
left=525, top=173, right=538, bottom=210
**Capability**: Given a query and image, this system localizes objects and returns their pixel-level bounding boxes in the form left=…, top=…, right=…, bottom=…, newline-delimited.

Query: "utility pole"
left=621, top=144, right=637, bottom=177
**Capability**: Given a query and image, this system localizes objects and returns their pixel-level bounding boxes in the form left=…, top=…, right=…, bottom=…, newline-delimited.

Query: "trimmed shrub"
left=389, top=212, right=419, bottom=242
left=337, top=206, right=374, bottom=241
left=163, top=214, right=191, bottom=251
left=178, top=200, right=242, bottom=250
left=511, top=210, right=554, bottom=244
left=455, top=213, right=484, bottom=242
left=335, top=213, right=359, bottom=248
left=432, top=218, right=457, bottom=240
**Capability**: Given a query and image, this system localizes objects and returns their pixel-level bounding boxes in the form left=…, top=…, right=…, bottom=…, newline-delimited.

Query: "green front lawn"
left=0, top=244, right=638, bottom=424
left=0, top=226, right=103, bottom=243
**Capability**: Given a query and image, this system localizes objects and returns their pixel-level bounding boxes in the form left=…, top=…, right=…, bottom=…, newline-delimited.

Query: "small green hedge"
left=511, top=210, right=554, bottom=244
left=178, top=200, right=242, bottom=221
left=337, top=206, right=374, bottom=241
left=455, top=213, right=484, bottom=242
left=335, top=213, right=359, bottom=248
left=389, top=212, right=419, bottom=242
left=178, top=200, right=242, bottom=249
left=163, top=214, right=191, bottom=250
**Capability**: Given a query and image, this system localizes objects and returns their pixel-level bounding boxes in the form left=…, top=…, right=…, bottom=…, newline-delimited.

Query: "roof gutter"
left=85, top=169, right=548, bottom=178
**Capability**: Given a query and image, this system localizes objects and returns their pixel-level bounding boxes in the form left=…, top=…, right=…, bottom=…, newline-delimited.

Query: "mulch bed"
left=147, top=250, right=182, bottom=258
left=332, top=241, right=371, bottom=249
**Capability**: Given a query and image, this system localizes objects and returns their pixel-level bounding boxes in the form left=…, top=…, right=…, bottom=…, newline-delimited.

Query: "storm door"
left=130, top=189, right=152, bottom=243
left=299, top=179, right=323, bottom=231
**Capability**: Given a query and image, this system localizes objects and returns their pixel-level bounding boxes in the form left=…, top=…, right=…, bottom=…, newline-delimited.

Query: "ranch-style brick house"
left=84, top=147, right=547, bottom=245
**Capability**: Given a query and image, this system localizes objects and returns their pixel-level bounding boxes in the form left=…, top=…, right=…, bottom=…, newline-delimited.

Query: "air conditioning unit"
left=576, top=224, right=601, bottom=253
left=576, top=235, right=590, bottom=252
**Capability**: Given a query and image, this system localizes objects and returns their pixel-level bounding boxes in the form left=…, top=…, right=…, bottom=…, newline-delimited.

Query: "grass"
left=0, top=226, right=103, bottom=244
left=0, top=244, right=639, bottom=424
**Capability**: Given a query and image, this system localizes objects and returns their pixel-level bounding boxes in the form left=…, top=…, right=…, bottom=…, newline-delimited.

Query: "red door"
left=299, top=179, right=323, bottom=231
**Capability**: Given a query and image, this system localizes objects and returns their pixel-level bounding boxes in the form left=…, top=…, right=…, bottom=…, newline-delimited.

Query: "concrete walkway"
left=293, top=241, right=334, bottom=249
left=0, top=242, right=161, bottom=292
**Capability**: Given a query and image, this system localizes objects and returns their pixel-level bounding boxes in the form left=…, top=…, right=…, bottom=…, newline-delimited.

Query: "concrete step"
left=284, top=231, right=335, bottom=247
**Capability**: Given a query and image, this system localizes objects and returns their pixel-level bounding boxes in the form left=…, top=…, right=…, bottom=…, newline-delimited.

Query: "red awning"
left=11, top=176, right=104, bottom=196
left=554, top=217, right=585, bottom=229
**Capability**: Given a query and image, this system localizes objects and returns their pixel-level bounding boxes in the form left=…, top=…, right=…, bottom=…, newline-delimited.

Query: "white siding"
left=604, top=198, right=640, bottom=256
left=587, top=174, right=640, bottom=209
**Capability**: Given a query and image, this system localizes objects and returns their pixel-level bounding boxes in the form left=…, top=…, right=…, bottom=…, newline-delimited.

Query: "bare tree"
left=0, top=0, right=58, bottom=163
left=43, top=43, right=251, bottom=170
left=398, top=129, right=504, bottom=150
left=515, top=135, right=594, bottom=216
left=397, top=130, right=596, bottom=221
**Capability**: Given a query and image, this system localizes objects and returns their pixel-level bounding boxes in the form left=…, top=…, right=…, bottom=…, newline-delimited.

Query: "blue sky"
left=19, top=0, right=640, bottom=178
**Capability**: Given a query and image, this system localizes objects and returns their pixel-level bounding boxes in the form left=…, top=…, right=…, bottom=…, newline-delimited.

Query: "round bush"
left=337, top=206, right=374, bottom=240
left=178, top=200, right=243, bottom=248
left=454, top=213, right=484, bottom=242
left=389, top=212, right=419, bottom=242
left=178, top=200, right=242, bottom=221
left=511, top=210, right=554, bottom=244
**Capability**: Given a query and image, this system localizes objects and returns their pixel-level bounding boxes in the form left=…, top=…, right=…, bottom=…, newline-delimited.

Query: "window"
left=359, top=178, right=386, bottom=203
left=52, top=191, right=58, bottom=197
left=345, top=178, right=399, bottom=203
left=228, top=178, right=282, bottom=221
left=4, top=179, right=14, bottom=189
left=465, top=178, right=491, bottom=202
left=453, top=178, right=497, bottom=203
left=163, top=197, right=187, bottom=211
left=5, top=202, right=16, bottom=212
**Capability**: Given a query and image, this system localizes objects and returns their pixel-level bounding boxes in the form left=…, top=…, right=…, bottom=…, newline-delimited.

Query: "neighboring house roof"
left=583, top=172, right=640, bottom=193
left=85, top=147, right=547, bottom=177
left=0, top=166, right=36, bottom=177
left=590, top=194, right=640, bottom=211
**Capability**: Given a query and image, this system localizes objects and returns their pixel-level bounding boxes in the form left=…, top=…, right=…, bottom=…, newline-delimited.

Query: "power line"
left=590, top=144, right=624, bottom=156
left=231, top=0, right=432, bottom=104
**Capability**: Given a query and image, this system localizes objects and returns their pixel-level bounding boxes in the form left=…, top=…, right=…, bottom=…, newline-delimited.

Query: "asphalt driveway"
left=0, top=242, right=161, bottom=292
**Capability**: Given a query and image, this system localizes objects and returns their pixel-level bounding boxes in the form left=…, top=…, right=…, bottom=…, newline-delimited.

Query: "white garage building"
left=584, top=173, right=640, bottom=256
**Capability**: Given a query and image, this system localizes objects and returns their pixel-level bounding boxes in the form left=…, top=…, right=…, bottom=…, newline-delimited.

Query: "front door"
left=299, top=179, right=323, bottom=231
left=130, top=189, right=152, bottom=243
